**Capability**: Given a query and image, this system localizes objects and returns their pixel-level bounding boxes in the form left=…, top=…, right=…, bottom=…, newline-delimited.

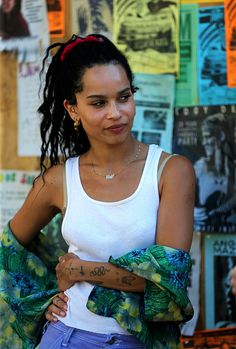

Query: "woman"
left=2, top=34, right=195, bottom=348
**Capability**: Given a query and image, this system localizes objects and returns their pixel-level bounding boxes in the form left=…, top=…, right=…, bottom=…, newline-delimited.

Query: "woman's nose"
left=107, top=102, right=121, bottom=119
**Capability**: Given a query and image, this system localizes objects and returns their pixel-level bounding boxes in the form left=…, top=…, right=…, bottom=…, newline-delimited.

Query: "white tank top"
left=59, top=144, right=163, bottom=333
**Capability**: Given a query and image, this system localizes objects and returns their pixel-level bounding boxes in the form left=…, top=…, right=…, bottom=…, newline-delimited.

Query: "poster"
left=46, top=0, right=65, bottom=38
left=181, top=327, right=236, bottom=348
left=181, top=233, right=201, bottom=336
left=18, top=61, right=42, bottom=156
left=132, top=73, right=175, bottom=152
left=113, top=0, right=180, bottom=74
left=198, top=6, right=236, bottom=105
left=71, top=0, right=113, bottom=39
left=0, top=170, right=38, bottom=230
left=205, top=234, right=236, bottom=329
left=224, top=0, right=236, bottom=88
left=173, top=105, right=236, bottom=233
left=0, top=0, right=49, bottom=62
left=175, top=4, right=198, bottom=106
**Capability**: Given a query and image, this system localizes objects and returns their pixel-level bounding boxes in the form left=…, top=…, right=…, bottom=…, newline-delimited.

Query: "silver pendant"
left=105, top=174, right=115, bottom=180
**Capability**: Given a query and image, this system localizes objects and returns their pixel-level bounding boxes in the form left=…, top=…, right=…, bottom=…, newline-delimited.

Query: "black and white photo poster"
left=204, top=234, right=236, bottom=328
left=173, top=105, right=236, bottom=233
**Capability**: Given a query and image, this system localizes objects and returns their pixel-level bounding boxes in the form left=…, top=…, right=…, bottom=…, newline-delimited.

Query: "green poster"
left=175, top=4, right=198, bottom=106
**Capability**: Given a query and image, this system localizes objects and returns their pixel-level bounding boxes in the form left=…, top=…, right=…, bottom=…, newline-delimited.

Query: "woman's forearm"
left=66, top=258, right=145, bottom=292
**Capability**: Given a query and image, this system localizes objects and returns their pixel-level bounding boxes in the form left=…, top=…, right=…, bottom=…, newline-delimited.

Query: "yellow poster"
left=47, top=0, right=65, bottom=38
left=114, top=0, right=180, bottom=74
left=224, top=0, right=236, bottom=87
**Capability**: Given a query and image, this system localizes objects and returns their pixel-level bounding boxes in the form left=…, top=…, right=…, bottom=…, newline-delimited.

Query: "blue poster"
left=198, top=6, right=236, bottom=105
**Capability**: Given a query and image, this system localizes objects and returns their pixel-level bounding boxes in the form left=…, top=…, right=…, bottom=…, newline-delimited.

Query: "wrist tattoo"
left=79, top=266, right=85, bottom=276
left=90, top=266, right=110, bottom=277
left=66, top=264, right=85, bottom=277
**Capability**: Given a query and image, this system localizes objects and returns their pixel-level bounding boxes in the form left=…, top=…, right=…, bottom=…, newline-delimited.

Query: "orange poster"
left=47, top=0, right=65, bottom=38
left=224, top=0, right=236, bottom=87
left=181, top=327, right=236, bottom=348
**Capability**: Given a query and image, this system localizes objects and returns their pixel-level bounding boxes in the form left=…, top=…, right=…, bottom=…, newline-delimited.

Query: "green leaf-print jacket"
left=0, top=223, right=193, bottom=349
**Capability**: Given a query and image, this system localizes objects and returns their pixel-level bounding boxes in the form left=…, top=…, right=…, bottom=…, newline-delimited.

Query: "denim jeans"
left=39, top=321, right=147, bottom=349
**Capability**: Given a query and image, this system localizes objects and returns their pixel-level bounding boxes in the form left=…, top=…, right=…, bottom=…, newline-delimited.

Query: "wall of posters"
left=173, top=105, right=236, bottom=233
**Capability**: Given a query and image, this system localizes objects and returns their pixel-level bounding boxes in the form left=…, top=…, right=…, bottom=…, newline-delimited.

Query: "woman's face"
left=202, top=129, right=217, bottom=158
left=66, top=63, right=136, bottom=147
left=2, top=0, right=16, bottom=13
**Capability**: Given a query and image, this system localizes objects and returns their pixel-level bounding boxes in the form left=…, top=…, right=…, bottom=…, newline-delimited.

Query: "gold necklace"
left=91, top=144, right=142, bottom=180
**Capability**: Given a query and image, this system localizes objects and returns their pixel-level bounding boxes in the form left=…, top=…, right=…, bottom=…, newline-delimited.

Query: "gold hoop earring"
left=74, top=119, right=80, bottom=132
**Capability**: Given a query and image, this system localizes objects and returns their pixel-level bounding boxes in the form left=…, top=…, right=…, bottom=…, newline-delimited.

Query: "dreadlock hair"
left=38, top=33, right=136, bottom=176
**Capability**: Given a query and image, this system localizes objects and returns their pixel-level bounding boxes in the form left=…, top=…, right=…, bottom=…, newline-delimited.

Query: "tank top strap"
left=157, top=154, right=177, bottom=184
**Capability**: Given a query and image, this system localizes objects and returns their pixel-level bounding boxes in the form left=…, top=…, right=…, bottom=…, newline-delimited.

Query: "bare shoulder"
left=38, top=163, right=64, bottom=188
left=9, top=164, right=65, bottom=245
left=34, top=163, right=64, bottom=207
left=159, top=152, right=196, bottom=193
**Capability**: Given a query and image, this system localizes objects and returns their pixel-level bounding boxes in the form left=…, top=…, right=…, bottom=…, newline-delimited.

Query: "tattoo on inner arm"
left=121, top=275, right=136, bottom=285
left=90, top=266, right=110, bottom=277
left=85, top=280, right=104, bottom=285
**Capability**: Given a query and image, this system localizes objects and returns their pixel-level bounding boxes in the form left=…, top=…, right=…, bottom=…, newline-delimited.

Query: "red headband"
left=60, top=35, right=102, bottom=62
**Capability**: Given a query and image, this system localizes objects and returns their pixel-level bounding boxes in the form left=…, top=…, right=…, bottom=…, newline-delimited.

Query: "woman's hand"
left=45, top=292, right=68, bottom=322
left=56, top=253, right=80, bottom=291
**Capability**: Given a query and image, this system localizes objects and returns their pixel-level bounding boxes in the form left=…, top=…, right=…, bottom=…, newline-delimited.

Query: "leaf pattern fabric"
left=0, top=218, right=65, bottom=349
left=87, top=245, right=194, bottom=349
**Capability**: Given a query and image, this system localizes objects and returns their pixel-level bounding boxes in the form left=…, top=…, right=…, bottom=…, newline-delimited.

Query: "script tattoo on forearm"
left=90, top=266, right=110, bottom=277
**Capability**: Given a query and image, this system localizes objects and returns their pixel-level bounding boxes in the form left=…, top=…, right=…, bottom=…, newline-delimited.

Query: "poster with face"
left=0, top=0, right=49, bottom=62
left=0, top=0, right=30, bottom=39
left=204, top=234, right=236, bottom=329
left=173, top=105, right=236, bottom=233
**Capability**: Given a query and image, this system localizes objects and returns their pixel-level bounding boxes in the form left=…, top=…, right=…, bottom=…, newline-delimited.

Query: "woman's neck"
left=87, top=138, right=139, bottom=167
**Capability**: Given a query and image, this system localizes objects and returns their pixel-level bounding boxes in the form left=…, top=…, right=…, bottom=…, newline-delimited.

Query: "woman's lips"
left=106, top=124, right=126, bottom=134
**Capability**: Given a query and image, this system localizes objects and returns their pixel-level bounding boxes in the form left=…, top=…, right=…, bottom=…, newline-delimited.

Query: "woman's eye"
left=91, top=100, right=105, bottom=107
left=120, top=94, right=131, bottom=102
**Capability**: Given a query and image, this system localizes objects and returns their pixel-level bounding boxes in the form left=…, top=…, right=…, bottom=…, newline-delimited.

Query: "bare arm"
left=9, top=165, right=64, bottom=245
left=55, top=253, right=145, bottom=292
left=157, top=154, right=195, bottom=251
